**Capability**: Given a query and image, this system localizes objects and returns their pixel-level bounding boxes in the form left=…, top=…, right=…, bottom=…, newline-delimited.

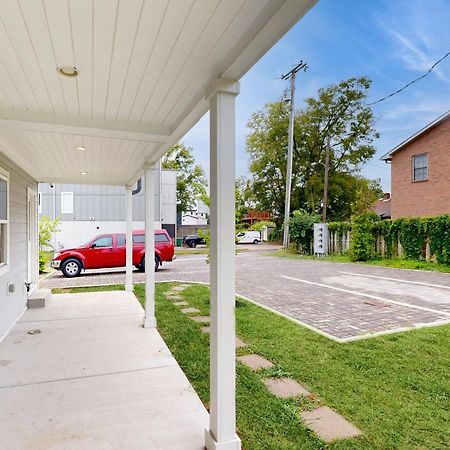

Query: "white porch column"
left=125, top=185, right=133, bottom=292
left=143, top=164, right=157, bottom=328
left=205, top=78, right=241, bottom=450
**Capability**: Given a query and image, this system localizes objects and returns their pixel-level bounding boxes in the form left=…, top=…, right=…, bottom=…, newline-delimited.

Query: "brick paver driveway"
left=42, top=252, right=450, bottom=342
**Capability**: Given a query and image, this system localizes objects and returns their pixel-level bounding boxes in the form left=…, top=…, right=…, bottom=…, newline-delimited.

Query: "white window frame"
left=61, top=192, right=74, bottom=214
left=38, top=192, right=42, bottom=214
left=0, top=166, right=10, bottom=276
left=412, top=153, right=428, bottom=182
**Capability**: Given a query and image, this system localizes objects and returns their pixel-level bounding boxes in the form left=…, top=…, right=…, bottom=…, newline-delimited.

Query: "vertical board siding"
left=0, top=151, right=37, bottom=339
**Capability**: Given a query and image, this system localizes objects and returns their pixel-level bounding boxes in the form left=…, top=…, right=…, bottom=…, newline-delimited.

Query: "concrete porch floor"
left=0, top=291, right=208, bottom=450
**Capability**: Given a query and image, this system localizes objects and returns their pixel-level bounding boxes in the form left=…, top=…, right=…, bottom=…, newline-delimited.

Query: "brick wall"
left=391, top=117, right=450, bottom=219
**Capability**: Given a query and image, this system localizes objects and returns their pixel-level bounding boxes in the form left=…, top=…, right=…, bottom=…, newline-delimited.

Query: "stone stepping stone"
left=237, top=354, right=273, bottom=371
left=173, top=301, right=188, bottom=307
left=172, top=286, right=187, bottom=292
left=190, top=316, right=210, bottom=323
left=300, top=406, right=362, bottom=442
left=180, top=307, right=201, bottom=314
left=263, top=377, right=310, bottom=398
left=201, top=326, right=210, bottom=333
left=235, top=337, right=247, bottom=348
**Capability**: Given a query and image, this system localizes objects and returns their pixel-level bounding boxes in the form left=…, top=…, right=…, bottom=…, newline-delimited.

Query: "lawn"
left=54, top=283, right=450, bottom=449
left=267, top=249, right=450, bottom=274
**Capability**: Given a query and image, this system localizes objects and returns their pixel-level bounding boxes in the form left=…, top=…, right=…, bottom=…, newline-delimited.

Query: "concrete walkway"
left=0, top=291, right=208, bottom=450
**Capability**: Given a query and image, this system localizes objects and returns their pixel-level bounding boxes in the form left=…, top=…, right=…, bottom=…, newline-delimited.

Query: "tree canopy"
left=161, top=143, right=207, bottom=213
left=246, top=76, right=381, bottom=223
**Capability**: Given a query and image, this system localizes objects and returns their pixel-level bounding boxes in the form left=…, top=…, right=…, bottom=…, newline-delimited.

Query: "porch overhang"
left=0, top=0, right=316, bottom=186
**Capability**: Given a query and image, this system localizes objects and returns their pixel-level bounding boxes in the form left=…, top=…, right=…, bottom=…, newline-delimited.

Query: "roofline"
left=380, top=110, right=450, bottom=161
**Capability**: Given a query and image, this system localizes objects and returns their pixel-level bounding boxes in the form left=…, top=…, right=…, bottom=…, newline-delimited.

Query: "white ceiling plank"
left=19, top=0, right=68, bottom=114
left=140, top=0, right=220, bottom=124
left=114, top=0, right=169, bottom=122
left=92, top=0, right=119, bottom=118
left=0, top=1, right=54, bottom=112
left=127, top=0, right=194, bottom=122
left=104, top=0, right=144, bottom=120
left=43, top=0, right=79, bottom=115
left=153, top=0, right=244, bottom=126
left=69, top=0, right=94, bottom=117
left=0, top=15, right=40, bottom=110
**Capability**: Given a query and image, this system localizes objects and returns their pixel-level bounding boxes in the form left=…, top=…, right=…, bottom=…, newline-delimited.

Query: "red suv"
left=51, top=229, right=175, bottom=277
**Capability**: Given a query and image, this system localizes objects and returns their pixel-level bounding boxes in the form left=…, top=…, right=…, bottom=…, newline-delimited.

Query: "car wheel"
left=188, top=241, right=197, bottom=248
left=140, top=255, right=160, bottom=272
left=253, top=239, right=259, bottom=244
left=61, top=258, right=82, bottom=278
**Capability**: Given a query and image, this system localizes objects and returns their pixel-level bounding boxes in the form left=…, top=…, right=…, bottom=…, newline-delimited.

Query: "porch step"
left=27, top=288, right=52, bottom=308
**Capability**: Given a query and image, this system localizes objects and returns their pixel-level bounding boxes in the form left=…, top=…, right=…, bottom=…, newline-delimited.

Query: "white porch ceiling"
left=0, top=0, right=315, bottom=185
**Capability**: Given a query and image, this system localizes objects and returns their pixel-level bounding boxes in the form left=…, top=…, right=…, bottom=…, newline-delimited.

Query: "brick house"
left=381, top=111, right=450, bottom=219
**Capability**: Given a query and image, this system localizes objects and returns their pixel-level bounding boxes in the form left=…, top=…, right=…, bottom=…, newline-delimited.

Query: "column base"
left=205, top=430, right=241, bottom=450
left=125, top=284, right=134, bottom=292
left=143, top=317, right=157, bottom=328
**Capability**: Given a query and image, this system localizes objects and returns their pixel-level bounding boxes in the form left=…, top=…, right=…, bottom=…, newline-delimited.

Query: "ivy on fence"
left=328, top=214, right=450, bottom=264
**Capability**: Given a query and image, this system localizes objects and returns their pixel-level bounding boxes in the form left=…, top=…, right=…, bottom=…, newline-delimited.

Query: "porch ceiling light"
left=76, top=146, right=86, bottom=151
left=57, top=66, right=79, bottom=77
left=80, top=171, right=87, bottom=175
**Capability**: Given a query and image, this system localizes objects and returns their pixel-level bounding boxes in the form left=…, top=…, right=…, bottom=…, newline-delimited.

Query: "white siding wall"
left=0, top=152, right=37, bottom=340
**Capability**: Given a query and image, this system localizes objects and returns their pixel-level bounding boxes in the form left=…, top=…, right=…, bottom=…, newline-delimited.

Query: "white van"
left=236, top=231, right=261, bottom=244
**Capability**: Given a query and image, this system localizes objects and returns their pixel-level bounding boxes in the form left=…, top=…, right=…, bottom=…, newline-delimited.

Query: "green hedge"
left=330, top=214, right=450, bottom=264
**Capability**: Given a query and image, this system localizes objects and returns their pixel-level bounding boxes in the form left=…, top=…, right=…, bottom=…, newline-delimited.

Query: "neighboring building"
left=241, top=209, right=271, bottom=225
left=181, top=200, right=209, bottom=226
left=382, top=111, right=450, bottom=219
left=372, top=193, right=391, bottom=219
left=39, top=168, right=177, bottom=250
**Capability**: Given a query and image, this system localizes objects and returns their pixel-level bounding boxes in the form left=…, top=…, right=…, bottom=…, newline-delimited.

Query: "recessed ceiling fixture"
left=76, top=146, right=86, bottom=151
left=80, top=171, right=87, bottom=175
left=57, top=66, right=79, bottom=77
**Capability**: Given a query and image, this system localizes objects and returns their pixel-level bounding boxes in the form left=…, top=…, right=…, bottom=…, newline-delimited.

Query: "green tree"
left=162, top=143, right=207, bottom=213
left=246, top=77, right=380, bottom=223
left=289, top=209, right=321, bottom=254
left=235, top=176, right=254, bottom=223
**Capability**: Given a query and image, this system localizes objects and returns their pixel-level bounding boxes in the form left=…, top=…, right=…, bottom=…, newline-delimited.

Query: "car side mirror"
left=90, top=243, right=97, bottom=249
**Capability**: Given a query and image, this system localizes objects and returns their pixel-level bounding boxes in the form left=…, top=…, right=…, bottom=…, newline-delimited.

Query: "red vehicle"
left=51, top=229, right=175, bottom=278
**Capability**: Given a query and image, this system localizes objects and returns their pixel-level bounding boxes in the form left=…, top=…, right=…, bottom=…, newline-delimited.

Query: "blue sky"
left=182, top=0, right=450, bottom=192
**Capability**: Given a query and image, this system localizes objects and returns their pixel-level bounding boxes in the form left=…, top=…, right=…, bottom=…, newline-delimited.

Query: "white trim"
left=27, top=187, right=39, bottom=289
left=0, top=166, right=10, bottom=277
left=60, top=191, right=74, bottom=214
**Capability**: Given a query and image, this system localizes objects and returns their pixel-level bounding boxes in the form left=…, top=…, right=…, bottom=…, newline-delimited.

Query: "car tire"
left=188, top=241, right=197, bottom=248
left=253, top=239, right=259, bottom=244
left=61, top=258, right=82, bottom=278
left=140, top=255, right=160, bottom=272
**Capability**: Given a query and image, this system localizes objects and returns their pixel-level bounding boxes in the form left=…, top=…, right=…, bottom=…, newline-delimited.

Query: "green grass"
left=53, top=282, right=450, bottom=449
left=266, top=249, right=450, bottom=273
left=51, top=285, right=125, bottom=294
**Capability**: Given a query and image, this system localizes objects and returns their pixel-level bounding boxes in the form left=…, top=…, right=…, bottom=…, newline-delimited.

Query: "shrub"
left=350, top=212, right=379, bottom=261
left=39, top=215, right=60, bottom=273
left=289, top=210, right=321, bottom=254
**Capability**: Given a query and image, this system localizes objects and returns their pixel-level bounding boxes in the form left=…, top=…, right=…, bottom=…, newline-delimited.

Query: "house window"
left=38, top=192, right=42, bottom=214
left=412, top=154, right=428, bottom=182
left=0, top=167, right=9, bottom=272
left=61, top=192, right=74, bottom=214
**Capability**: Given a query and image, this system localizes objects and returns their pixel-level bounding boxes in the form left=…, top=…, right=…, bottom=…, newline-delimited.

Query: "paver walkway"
left=42, top=252, right=450, bottom=341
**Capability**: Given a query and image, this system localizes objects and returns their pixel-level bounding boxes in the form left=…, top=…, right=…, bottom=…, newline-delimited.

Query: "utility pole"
left=322, top=134, right=330, bottom=223
left=282, top=61, right=308, bottom=250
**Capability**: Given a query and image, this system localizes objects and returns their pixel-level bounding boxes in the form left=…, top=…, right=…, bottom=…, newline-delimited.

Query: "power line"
left=368, top=49, right=450, bottom=106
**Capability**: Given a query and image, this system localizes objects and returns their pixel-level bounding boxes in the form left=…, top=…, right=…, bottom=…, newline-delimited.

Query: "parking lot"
left=42, top=250, right=450, bottom=342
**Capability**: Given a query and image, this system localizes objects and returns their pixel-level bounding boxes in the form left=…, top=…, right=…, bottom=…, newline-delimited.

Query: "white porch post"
left=205, top=78, right=241, bottom=450
left=125, top=185, right=133, bottom=292
left=143, top=164, right=157, bottom=328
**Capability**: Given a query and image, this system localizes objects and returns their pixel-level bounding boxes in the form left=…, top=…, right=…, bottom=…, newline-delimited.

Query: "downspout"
left=132, top=178, right=142, bottom=195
